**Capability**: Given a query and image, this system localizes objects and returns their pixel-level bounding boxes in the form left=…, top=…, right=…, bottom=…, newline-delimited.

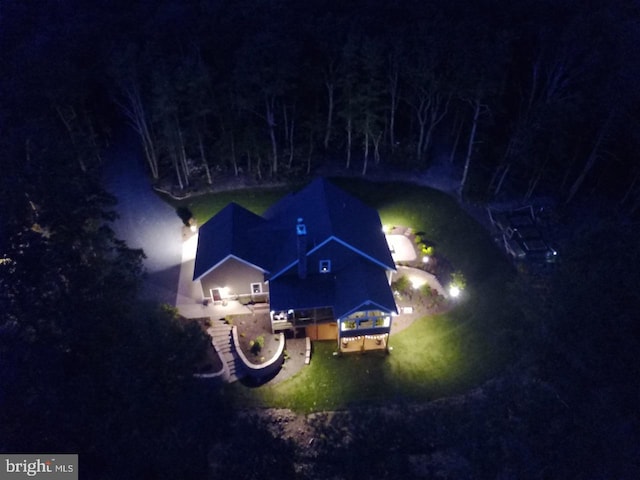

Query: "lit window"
left=319, top=259, right=331, bottom=273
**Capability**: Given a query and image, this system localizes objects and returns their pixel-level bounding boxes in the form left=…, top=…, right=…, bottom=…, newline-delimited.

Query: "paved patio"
left=386, top=233, right=417, bottom=263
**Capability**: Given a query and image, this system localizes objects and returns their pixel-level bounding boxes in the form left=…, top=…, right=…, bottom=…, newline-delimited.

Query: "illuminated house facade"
left=193, top=178, right=397, bottom=351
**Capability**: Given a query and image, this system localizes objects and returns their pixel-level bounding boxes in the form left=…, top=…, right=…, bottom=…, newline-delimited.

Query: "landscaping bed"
left=233, top=314, right=282, bottom=365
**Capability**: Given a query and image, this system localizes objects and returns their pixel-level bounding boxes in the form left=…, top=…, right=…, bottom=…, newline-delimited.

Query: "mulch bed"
left=234, top=313, right=282, bottom=365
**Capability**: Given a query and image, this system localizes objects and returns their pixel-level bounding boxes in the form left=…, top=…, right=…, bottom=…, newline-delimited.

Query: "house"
left=193, top=178, right=398, bottom=352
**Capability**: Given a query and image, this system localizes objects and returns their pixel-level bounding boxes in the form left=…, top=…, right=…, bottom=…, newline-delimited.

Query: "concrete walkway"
left=390, top=266, right=448, bottom=335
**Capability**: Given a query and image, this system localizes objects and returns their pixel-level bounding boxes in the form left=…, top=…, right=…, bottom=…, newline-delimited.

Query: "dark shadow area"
left=141, top=264, right=182, bottom=304
left=176, top=206, right=193, bottom=226
left=237, top=366, right=283, bottom=388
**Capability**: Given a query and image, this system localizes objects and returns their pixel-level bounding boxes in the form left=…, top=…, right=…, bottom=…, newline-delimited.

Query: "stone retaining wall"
left=232, top=326, right=285, bottom=381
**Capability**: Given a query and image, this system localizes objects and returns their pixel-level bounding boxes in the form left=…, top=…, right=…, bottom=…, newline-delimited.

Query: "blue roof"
left=264, top=178, right=395, bottom=278
left=193, top=178, right=397, bottom=316
left=269, top=258, right=397, bottom=318
left=334, top=260, right=398, bottom=317
left=193, top=203, right=269, bottom=280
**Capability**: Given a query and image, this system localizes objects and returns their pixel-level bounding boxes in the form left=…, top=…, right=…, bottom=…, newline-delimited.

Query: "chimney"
left=296, top=218, right=307, bottom=279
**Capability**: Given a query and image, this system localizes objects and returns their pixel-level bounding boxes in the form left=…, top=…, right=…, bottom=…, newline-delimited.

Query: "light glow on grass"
left=228, top=309, right=498, bottom=413
left=181, top=179, right=518, bottom=413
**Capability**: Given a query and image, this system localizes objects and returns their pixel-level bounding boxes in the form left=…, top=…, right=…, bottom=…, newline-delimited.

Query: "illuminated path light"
left=411, top=276, right=426, bottom=290
left=449, top=285, right=461, bottom=298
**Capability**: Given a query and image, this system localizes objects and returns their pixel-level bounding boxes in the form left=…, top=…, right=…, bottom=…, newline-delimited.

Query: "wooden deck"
left=306, top=322, right=338, bottom=340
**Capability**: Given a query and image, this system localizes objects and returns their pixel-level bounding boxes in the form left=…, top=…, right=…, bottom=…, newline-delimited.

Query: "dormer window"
left=296, top=218, right=307, bottom=235
left=319, top=259, right=331, bottom=273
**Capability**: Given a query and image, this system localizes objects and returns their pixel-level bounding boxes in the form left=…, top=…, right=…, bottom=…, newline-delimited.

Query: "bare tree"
left=458, top=97, right=488, bottom=200
left=117, top=81, right=159, bottom=180
left=565, top=112, right=613, bottom=205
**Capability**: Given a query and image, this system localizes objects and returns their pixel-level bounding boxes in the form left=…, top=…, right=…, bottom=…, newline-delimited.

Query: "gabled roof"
left=264, top=178, right=395, bottom=278
left=269, top=258, right=397, bottom=318
left=193, top=179, right=396, bottom=290
left=333, top=260, right=398, bottom=318
left=193, top=202, right=270, bottom=280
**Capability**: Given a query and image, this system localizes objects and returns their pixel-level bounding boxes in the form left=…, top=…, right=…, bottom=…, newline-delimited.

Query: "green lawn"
left=172, top=178, right=520, bottom=412
left=162, top=184, right=297, bottom=223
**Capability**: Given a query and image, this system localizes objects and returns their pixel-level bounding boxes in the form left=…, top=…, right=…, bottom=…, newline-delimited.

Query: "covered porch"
left=339, top=333, right=389, bottom=353
left=337, top=309, right=393, bottom=353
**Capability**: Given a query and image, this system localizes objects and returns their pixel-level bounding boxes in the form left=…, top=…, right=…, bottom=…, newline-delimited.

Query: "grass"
left=227, top=308, right=507, bottom=413
left=160, top=184, right=297, bottom=223
left=171, top=177, right=520, bottom=412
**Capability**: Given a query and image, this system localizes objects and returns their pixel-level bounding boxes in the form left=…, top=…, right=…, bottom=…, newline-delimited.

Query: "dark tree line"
left=0, top=4, right=222, bottom=477
left=0, top=80, right=222, bottom=478
left=2, top=0, right=639, bottom=208
left=113, top=0, right=640, bottom=209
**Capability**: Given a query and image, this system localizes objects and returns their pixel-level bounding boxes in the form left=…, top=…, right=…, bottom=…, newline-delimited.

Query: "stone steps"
left=207, top=318, right=243, bottom=383
left=212, top=333, right=232, bottom=344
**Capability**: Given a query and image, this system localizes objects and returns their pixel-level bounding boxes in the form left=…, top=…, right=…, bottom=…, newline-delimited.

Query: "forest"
left=2, top=0, right=640, bottom=206
left=1, top=1, right=639, bottom=479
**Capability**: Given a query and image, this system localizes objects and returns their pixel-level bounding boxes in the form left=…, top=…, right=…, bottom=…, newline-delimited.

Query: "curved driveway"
left=102, top=137, right=184, bottom=305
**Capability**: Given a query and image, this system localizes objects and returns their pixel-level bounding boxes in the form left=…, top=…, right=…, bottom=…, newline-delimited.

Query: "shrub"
left=392, top=276, right=410, bottom=294
left=450, top=271, right=467, bottom=290
left=160, top=303, right=180, bottom=319
left=420, top=284, right=435, bottom=298
left=251, top=335, right=265, bottom=355
left=176, top=206, right=194, bottom=226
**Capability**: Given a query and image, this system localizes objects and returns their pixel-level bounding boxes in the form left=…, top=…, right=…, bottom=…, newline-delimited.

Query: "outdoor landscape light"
left=190, top=224, right=197, bottom=232
left=411, top=277, right=425, bottom=289
left=422, top=255, right=430, bottom=263
left=449, top=285, right=461, bottom=298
